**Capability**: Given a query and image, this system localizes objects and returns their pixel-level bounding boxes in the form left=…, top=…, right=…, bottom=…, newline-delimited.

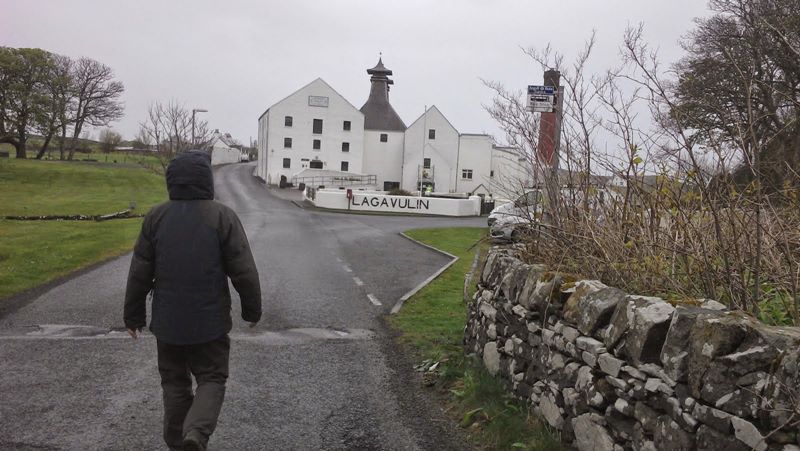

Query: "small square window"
left=490, top=170, right=495, bottom=177
left=313, top=119, right=323, bottom=134
left=423, top=158, right=431, bottom=169
left=428, top=129, right=436, bottom=140
left=284, top=137, right=292, bottom=148
left=282, top=158, right=291, bottom=168
left=462, top=169, right=473, bottom=180
left=341, top=161, right=349, bottom=172
left=285, top=116, right=293, bottom=127
left=343, top=121, right=351, bottom=131
left=313, top=139, right=321, bottom=150
left=341, top=142, right=350, bottom=152
left=380, top=133, right=388, bottom=142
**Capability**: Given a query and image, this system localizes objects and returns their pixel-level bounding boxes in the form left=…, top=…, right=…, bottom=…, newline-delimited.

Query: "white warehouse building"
left=257, top=58, right=526, bottom=196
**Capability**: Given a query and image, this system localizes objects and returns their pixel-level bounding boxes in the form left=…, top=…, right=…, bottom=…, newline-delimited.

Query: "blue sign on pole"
left=528, top=85, right=556, bottom=95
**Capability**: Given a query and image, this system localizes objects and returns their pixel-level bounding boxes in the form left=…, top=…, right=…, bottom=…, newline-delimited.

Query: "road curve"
left=0, top=162, right=484, bottom=450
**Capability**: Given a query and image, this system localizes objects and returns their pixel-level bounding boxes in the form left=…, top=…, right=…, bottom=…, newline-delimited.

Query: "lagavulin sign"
left=349, top=195, right=430, bottom=211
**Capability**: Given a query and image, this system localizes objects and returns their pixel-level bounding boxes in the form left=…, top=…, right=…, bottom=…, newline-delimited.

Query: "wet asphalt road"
left=0, top=162, right=485, bottom=450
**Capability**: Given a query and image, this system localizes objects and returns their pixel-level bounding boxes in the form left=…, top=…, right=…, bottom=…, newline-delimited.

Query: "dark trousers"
left=156, top=334, right=230, bottom=448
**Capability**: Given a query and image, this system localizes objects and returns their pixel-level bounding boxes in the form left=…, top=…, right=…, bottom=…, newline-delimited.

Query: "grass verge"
left=0, top=158, right=166, bottom=300
left=0, top=218, right=143, bottom=299
left=0, top=158, right=166, bottom=216
left=389, top=227, right=562, bottom=450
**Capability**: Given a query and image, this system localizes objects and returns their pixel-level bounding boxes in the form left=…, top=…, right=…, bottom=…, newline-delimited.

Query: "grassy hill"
left=0, top=158, right=167, bottom=299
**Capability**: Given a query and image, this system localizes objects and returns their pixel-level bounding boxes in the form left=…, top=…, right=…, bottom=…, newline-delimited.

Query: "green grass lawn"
left=390, top=227, right=562, bottom=450
left=0, top=219, right=143, bottom=299
left=0, top=157, right=166, bottom=216
left=0, top=157, right=166, bottom=299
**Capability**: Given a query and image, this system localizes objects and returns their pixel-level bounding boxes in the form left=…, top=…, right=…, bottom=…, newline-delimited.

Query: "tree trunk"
left=58, top=123, right=67, bottom=160
left=36, top=133, right=53, bottom=159
left=67, top=124, right=81, bottom=161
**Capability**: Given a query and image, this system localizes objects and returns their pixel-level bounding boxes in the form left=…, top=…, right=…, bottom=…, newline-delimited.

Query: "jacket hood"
left=166, top=151, right=214, bottom=200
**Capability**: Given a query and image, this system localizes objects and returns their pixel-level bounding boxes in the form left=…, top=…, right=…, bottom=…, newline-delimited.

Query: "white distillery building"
left=257, top=59, right=528, bottom=194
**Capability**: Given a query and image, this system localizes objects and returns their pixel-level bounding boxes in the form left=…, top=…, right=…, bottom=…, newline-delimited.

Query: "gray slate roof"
left=360, top=58, right=406, bottom=132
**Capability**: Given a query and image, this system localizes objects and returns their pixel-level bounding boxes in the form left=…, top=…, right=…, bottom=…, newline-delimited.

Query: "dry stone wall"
left=464, top=247, right=800, bottom=451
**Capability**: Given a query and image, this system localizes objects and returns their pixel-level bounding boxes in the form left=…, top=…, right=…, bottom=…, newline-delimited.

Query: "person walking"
left=124, top=151, right=262, bottom=451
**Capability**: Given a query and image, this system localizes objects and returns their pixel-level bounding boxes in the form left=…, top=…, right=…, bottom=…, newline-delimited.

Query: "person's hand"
left=127, top=328, right=140, bottom=339
left=248, top=322, right=258, bottom=328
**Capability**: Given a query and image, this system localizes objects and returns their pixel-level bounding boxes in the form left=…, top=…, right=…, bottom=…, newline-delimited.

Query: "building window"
left=423, top=158, right=431, bottom=169
left=284, top=137, right=292, bottom=148
left=341, top=161, right=349, bottom=172
left=341, top=142, right=350, bottom=152
left=282, top=158, right=291, bottom=168
left=313, top=119, right=323, bottom=134
left=490, top=170, right=495, bottom=177
left=380, top=133, right=388, bottom=142
left=343, top=121, right=351, bottom=131
left=313, top=139, right=321, bottom=150
left=310, top=160, right=323, bottom=169
left=428, top=129, right=436, bottom=139
left=285, top=116, right=293, bottom=127
left=462, top=169, right=473, bottom=180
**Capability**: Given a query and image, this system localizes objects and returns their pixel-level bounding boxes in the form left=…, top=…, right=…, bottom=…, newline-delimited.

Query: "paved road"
left=0, top=162, right=485, bottom=450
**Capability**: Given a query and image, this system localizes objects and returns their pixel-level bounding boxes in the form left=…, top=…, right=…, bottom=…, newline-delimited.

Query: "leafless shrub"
left=486, top=1, right=800, bottom=325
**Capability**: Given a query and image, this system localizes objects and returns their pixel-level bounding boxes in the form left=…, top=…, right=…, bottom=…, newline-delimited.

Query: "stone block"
left=633, top=401, right=659, bottom=433
left=576, top=336, right=606, bottom=354
left=626, top=297, right=675, bottom=364
left=540, top=394, right=564, bottom=430
left=483, top=342, right=500, bottom=376
left=598, top=353, right=625, bottom=378
left=582, top=351, right=598, bottom=367
left=562, top=325, right=581, bottom=343
left=696, top=425, right=749, bottom=451
left=692, top=403, right=732, bottom=433
left=500, top=260, right=532, bottom=304
left=654, top=415, right=694, bottom=451
left=515, top=263, right=547, bottom=309
left=661, top=305, right=720, bottom=383
left=479, top=302, right=497, bottom=322
left=571, top=286, right=625, bottom=336
left=572, top=413, right=616, bottom=451
left=563, top=280, right=607, bottom=324
left=730, top=416, right=767, bottom=451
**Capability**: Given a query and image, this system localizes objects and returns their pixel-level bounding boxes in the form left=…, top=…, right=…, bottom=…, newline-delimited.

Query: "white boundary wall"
left=308, top=189, right=480, bottom=216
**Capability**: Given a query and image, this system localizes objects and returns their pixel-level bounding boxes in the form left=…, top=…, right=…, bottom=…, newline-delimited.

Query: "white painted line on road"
left=367, top=294, right=382, bottom=306
left=353, top=277, right=364, bottom=286
left=343, top=265, right=353, bottom=273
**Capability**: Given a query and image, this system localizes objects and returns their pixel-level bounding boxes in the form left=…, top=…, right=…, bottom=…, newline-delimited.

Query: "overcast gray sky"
left=2, top=0, right=710, bottom=145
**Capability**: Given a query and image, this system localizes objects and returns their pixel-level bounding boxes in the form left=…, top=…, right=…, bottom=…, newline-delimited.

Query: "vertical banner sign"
left=527, top=85, right=556, bottom=113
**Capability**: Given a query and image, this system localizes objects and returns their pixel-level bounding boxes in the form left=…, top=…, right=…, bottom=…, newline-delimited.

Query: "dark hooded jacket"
left=124, top=151, right=261, bottom=345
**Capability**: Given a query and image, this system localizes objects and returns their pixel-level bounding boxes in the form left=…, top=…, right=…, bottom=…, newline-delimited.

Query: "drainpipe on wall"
left=455, top=134, right=461, bottom=193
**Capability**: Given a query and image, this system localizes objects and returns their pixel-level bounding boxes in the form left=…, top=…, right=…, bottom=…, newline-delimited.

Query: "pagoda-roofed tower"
left=360, top=58, right=406, bottom=132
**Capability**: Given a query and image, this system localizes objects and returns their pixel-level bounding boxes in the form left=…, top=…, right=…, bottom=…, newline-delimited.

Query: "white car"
left=489, top=212, right=540, bottom=242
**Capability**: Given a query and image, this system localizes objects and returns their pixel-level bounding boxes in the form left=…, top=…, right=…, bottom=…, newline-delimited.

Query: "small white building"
left=209, top=130, right=242, bottom=166
left=257, top=58, right=530, bottom=195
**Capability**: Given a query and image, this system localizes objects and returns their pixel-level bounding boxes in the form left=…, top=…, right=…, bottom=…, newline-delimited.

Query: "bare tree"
left=66, top=57, right=124, bottom=160
left=139, top=100, right=211, bottom=169
left=98, top=128, right=122, bottom=153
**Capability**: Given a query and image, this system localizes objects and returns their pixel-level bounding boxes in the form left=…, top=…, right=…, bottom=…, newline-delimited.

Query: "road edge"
left=0, top=252, right=131, bottom=320
left=390, top=232, right=459, bottom=314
